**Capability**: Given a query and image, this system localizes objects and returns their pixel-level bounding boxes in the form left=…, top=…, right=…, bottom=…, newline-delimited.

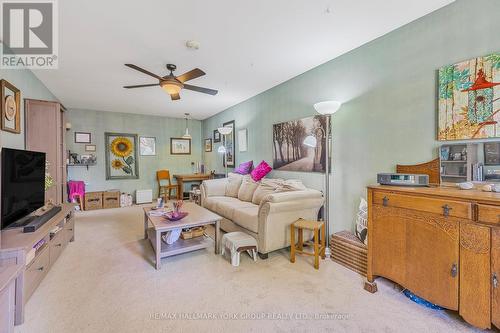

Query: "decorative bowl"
left=165, top=211, right=188, bottom=221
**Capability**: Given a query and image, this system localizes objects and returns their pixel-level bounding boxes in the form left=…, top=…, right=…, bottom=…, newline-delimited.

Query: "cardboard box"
left=84, top=192, right=103, bottom=210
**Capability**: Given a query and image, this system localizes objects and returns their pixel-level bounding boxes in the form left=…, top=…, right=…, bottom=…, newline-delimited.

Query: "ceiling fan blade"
left=183, top=84, right=218, bottom=95
left=176, top=68, right=205, bottom=83
left=125, top=64, right=162, bottom=80
left=170, top=93, right=181, bottom=101
left=123, top=83, right=159, bottom=89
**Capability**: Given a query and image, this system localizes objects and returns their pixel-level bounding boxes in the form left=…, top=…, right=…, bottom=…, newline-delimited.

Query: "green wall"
left=66, top=109, right=202, bottom=197
left=202, top=0, right=500, bottom=233
left=0, top=67, right=58, bottom=149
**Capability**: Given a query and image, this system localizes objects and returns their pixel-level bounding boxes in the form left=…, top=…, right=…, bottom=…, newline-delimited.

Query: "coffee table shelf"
left=143, top=203, right=222, bottom=270
left=146, top=227, right=213, bottom=258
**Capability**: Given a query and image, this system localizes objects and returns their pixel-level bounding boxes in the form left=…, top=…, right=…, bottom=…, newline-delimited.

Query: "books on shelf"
left=472, top=163, right=484, bottom=182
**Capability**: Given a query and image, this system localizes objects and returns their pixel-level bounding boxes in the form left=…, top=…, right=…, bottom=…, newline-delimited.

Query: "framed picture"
left=223, top=120, right=235, bottom=167
left=85, top=144, right=96, bottom=152
left=238, top=128, right=248, bottom=152
left=213, top=129, right=221, bottom=143
left=170, top=137, right=191, bottom=155
left=484, top=142, right=500, bottom=165
left=140, top=136, right=156, bottom=156
left=1, top=79, right=21, bottom=134
left=205, top=138, right=212, bottom=152
left=273, top=115, right=327, bottom=173
left=75, top=132, right=91, bottom=143
left=438, top=52, right=500, bottom=140
left=105, top=132, right=139, bottom=180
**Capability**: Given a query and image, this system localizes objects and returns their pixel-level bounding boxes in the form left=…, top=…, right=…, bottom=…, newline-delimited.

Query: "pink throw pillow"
left=251, top=160, right=272, bottom=181
left=234, top=160, right=253, bottom=175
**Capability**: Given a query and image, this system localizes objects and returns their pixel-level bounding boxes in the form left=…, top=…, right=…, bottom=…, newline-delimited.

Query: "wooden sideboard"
left=366, top=185, right=499, bottom=330
left=0, top=203, right=75, bottom=326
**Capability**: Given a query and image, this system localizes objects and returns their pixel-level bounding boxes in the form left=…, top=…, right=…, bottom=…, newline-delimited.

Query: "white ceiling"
left=33, top=0, right=454, bottom=120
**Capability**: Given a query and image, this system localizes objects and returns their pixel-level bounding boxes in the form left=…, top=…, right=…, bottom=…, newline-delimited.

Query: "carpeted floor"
left=14, top=206, right=485, bottom=333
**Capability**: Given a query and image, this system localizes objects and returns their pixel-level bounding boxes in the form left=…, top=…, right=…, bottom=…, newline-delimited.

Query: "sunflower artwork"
left=105, top=133, right=139, bottom=180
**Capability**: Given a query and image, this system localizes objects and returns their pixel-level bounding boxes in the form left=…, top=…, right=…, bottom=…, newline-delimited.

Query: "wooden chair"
left=157, top=170, right=178, bottom=201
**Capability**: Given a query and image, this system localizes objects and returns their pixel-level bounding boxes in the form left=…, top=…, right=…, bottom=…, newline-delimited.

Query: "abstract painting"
left=105, top=132, right=139, bottom=180
left=438, top=53, right=500, bottom=140
left=272, top=115, right=327, bottom=173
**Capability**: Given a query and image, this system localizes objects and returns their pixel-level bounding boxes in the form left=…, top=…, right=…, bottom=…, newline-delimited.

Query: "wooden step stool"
left=290, top=219, right=326, bottom=269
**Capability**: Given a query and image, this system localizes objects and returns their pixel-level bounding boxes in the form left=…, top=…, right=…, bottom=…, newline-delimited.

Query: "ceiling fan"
left=123, top=63, right=218, bottom=101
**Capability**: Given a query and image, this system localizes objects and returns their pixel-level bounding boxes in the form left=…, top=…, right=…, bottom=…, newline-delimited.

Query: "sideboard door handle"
left=442, top=204, right=452, bottom=217
left=494, top=273, right=498, bottom=289
left=382, top=196, right=389, bottom=207
left=451, top=263, right=458, bottom=278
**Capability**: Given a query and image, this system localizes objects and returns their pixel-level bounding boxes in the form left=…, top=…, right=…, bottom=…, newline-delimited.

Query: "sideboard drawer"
left=373, top=191, right=472, bottom=219
left=477, top=205, right=500, bottom=225
left=24, top=246, right=50, bottom=302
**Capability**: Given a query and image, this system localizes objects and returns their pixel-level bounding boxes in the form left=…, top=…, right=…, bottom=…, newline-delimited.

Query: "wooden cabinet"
left=459, top=222, right=490, bottom=329
left=493, top=228, right=500, bottom=329
left=25, top=99, right=66, bottom=205
left=367, top=185, right=500, bottom=330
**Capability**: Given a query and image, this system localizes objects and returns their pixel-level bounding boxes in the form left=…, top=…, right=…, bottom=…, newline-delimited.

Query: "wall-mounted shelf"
left=67, top=163, right=96, bottom=170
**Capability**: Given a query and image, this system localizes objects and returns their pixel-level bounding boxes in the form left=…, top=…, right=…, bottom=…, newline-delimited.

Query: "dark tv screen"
left=1, top=148, right=46, bottom=229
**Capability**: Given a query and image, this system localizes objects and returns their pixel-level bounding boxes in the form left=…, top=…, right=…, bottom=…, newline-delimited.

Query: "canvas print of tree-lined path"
left=272, top=115, right=327, bottom=173
left=438, top=53, right=500, bottom=140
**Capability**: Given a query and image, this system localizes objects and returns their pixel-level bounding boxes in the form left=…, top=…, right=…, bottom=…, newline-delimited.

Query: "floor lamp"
left=217, top=126, right=233, bottom=177
left=303, top=100, right=342, bottom=257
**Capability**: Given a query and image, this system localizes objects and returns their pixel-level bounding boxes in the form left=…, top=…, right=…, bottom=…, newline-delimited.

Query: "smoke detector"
left=186, top=40, right=200, bottom=50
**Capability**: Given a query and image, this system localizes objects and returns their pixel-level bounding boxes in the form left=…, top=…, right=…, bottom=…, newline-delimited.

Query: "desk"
left=173, top=174, right=212, bottom=200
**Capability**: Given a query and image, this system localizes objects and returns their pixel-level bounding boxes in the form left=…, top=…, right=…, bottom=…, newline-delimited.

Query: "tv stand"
left=0, top=203, right=75, bottom=328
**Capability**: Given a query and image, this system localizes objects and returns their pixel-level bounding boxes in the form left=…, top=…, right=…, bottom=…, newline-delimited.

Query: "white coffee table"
left=143, top=202, right=222, bottom=270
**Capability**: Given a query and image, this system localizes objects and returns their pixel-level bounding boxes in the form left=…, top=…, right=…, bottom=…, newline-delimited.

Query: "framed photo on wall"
left=140, top=136, right=156, bottom=156
left=223, top=120, right=235, bottom=167
left=213, top=129, right=221, bottom=143
left=85, top=144, right=96, bottom=152
left=105, top=132, right=139, bottom=180
left=1, top=79, right=21, bottom=134
left=238, top=128, right=247, bottom=152
left=205, top=138, right=212, bottom=152
left=75, top=132, right=91, bottom=143
left=170, top=138, right=191, bottom=155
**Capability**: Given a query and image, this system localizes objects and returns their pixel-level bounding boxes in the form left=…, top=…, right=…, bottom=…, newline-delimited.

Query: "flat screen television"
left=1, top=148, right=46, bottom=229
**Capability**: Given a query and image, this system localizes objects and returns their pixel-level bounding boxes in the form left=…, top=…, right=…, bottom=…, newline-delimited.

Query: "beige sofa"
left=201, top=173, right=324, bottom=258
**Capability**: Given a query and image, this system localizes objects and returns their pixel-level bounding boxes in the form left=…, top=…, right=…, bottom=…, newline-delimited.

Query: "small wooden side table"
left=290, top=219, right=326, bottom=269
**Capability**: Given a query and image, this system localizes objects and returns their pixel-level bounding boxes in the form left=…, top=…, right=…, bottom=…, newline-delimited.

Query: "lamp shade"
left=217, top=146, right=227, bottom=153
left=303, top=135, right=317, bottom=148
left=217, top=126, right=233, bottom=135
left=313, top=101, right=341, bottom=115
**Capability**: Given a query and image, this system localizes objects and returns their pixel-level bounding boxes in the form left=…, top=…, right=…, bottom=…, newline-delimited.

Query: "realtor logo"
left=1, top=0, right=58, bottom=68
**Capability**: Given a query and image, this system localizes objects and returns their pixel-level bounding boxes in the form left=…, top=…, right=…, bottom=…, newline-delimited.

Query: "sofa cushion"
left=233, top=160, right=253, bottom=175
left=252, top=179, right=283, bottom=205
left=203, top=196, right=226, bottom=212
left=232, top=206, right=259, bottom=233
left=213, top=197, right=255, bottom=220
left=238, top=175, right=260, bottom=202
left=250, top=160, right=272, bottom=181
left=225, top=173, right=243, bottom=198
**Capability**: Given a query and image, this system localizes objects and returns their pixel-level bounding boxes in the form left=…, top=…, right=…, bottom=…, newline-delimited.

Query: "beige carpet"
left=14, top=206, right=485, bottom=333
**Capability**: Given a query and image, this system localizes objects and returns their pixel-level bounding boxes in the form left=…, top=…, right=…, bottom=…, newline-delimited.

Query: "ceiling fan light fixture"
left=161, top=80, right=183, bottom=95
